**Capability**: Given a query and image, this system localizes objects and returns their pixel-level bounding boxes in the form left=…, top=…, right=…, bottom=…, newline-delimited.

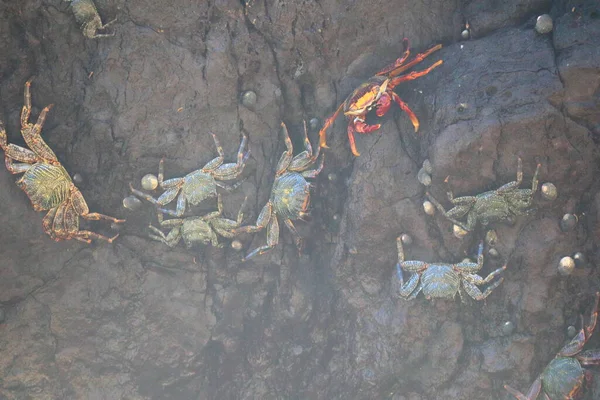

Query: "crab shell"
left=179, top=217, right=219, bottom=248
left=420, top=264, right=462, bottom=298
left=16, top=163, right=73, bottom=211
left=181, top=170, right=218, bottom=206
left=540, top=357, right=585, bottom=399
left=344, top=76, right=389, bottom=117
left=270, top=172, right=310, bottom=220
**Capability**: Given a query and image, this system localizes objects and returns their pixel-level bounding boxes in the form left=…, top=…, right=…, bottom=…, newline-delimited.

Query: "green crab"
left=0, top=79, right=124, bottom=243
left=234, top=121, right=324, bottom=261
left=148, top=194, right=246, bottom=248
left=130, top=133, right=249, bottom=217
left=426, top=158, right=540, bottom=233
left=395, top=236, right=506, bottom=301
left=67, top=0, right=117, bottom=39
left=504, top=292, right=600, bottom=400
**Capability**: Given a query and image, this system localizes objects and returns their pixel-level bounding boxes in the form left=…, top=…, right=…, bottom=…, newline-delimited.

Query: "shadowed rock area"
left=1, top=0, right=600, bottom=399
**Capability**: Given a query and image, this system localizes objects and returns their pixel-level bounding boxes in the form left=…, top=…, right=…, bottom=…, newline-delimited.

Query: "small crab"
left=67, top=0, right=117, bottom=39
left=130, top=133, right=249, bottom=217
left=426, top=158, right=540, bottom=234
left=318, top=38, right=443, bottom=156
left=505, top=292, right=600, bottom=400
left=234, top=121, right=324, bottom=261
left=148, top=194, right=247, bottom=248
left=395, top=236, right=506, bottom=301
left=0, top=80, right=124, bottom=243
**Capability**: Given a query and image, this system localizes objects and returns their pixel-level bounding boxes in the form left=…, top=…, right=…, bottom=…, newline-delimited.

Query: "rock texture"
left=1, top=0, right=599, bottom=399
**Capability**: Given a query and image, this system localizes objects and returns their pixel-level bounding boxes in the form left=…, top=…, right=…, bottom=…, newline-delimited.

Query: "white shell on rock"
left=423, top=200, right=435, bottom=216
left=123, top=196, right=142, bottom=211
left=558, top=256, right=575, bottom=276
left=540, top=182, right=557, bottom=201
left=535, top=14, right=553, bottom=34
left=141, top=174, right=159, bottom=191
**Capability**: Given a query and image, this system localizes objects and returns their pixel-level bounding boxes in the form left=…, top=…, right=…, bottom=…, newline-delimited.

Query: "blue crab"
left=147, top=194, right=247, bottom=248
left=130, top=133, right=249, bottom=217
left=505, top=292, right=600, bottom=400
left=234, top=121, right=324, bottom=261
left=426, top=158, right=540, bottom=233
left=395, top=236, right=506, bottom=301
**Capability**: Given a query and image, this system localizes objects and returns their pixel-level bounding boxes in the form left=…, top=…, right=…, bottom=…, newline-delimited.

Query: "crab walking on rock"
left=0, top=79, right=124, bottom=243
left=426, top=157, right=540, bottom=233
left=505, top=292, right=600, bottom=400
left=147, top=194, right=248, bottom=249
left=234, top=121, right=324, bottom=261
left=66, top=0, right=117, bottom=39
left=130, top=133, right=249, bottom=218
left=318, top=38, right=443, bottom=156
left=395, top=236, right=506, bottom=301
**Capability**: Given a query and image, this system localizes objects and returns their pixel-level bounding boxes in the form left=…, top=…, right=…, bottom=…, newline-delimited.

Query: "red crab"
left=318, top=38, right=443, bottom=156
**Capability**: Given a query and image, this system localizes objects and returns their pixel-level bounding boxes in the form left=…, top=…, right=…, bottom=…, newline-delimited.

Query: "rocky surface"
left=1, top=0, right=600, bottom=399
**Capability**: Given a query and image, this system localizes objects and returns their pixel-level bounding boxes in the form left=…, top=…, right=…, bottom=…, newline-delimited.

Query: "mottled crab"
left=148, top=194, right=247, bottom=248
left=130, top=133, right=249, bottom=217
left=0, top=80, right=124, bottom=243
left=505, top=292, right=600, bottom=400
left=67, top=0, right=117, bottom=39
left=319, top=38, right=443, bottom=156
left=395, top=236, right=506, bottom=301
left=426, top=158, right=540, bottom=234
left=234, top=121, right=323, bottom=261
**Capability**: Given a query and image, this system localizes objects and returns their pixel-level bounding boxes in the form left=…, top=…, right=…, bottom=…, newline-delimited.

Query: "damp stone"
left=309, top=118, right=319, bottom=130
left=502, top=321, right=515, bottom=336
left=535, top=14, right=553, bottom=34
left=573, top=252, right=587, bottom=268
left=541, top=182, right=557, bottom=201
left=558, top=256, right=575, bottom=276
left=423, top=200, right=435, bottom=216
left=560, top=214, right=577, bottom=232
left=422, top=159, right=433, bottom=174
left=123, top=195, right=142, bottom=211
left=400, top=233, right=413, bottom=246
left=417, top=168, right=432, bottom=186
left=241, top=90, right=257, bottom=108
left=141, top=174, right=159, bottom=191
left=72, top=173, right=84, bottom=185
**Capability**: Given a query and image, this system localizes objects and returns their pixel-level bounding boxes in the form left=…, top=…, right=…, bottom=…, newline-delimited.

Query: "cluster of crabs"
left=1, top=35, right=598, bottom=398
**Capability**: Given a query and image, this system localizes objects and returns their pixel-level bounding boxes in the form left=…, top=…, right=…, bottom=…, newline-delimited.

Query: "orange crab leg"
left=376, top=38, right=411, bottom=76
left=388, top=59, right=444, bottom=90
left=347, top=124, right=360, bottom=157
left=318, top=101, right=345, bottom=149
left=385, top=44, right=443, bottom=79
left=391, top=92, right=420, bottom=132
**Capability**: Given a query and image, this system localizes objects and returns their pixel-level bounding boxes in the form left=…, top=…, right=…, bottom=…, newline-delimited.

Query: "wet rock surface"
left=1, top=0, right=600, bottom=399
